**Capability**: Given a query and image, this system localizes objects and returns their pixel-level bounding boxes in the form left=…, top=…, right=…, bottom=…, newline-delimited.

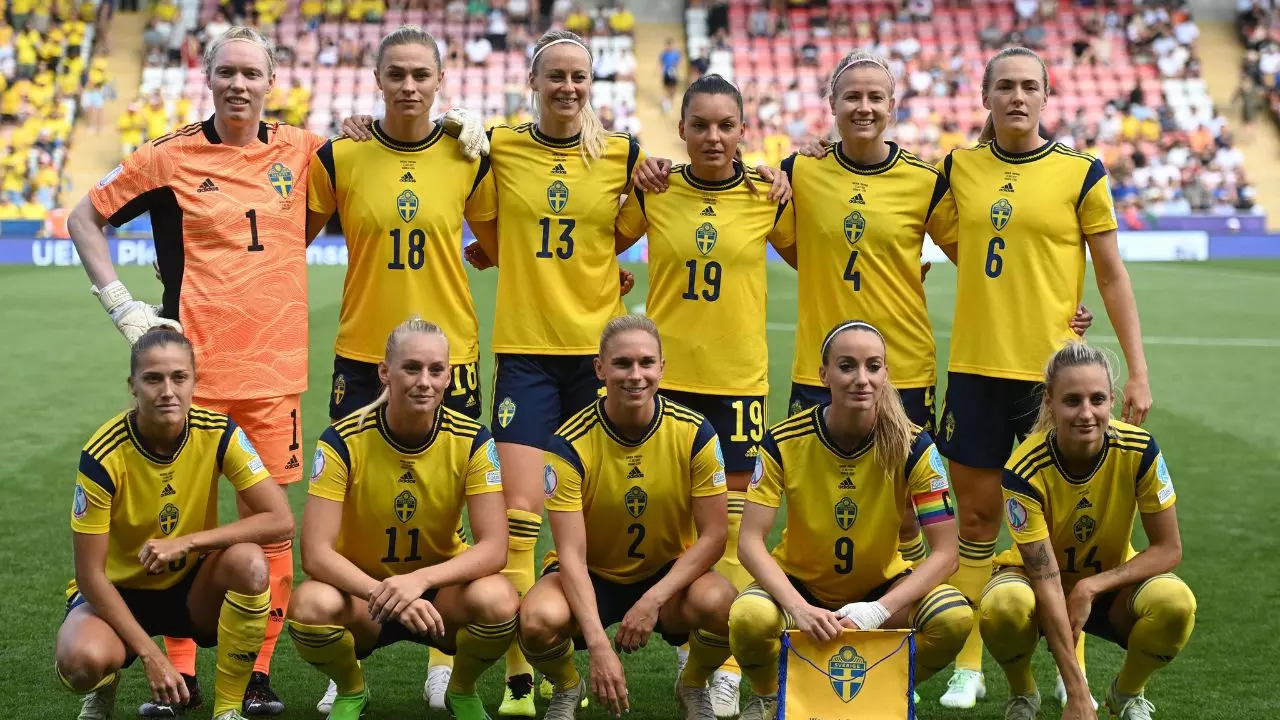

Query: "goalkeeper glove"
left=92, top=280, right=182, bottom=345
left=834, top=600, right=891, bottom=630
left=441, top=108, right=490, bottom=160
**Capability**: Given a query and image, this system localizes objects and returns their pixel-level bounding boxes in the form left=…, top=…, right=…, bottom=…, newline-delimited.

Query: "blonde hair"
left=978, top=46, right=1048, bottom=144
left=203, top=26, right=277, bottom=78
left=820, top=321, right=915, bottom=474
left=376, top=24, right=441, bottom=71
left=828, top=49, right=896, bottom=103
left=530, top=30, right=607, bottom=163
left=356, top=316, right=450, bottom=424
left=1030, top=341, right=1118, bottom=434
left=599, top=313, right=662, bottom=357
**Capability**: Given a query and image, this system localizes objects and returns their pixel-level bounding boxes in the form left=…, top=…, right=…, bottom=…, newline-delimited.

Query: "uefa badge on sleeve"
left=1005, top=497, right=1028, bottom=531
left=543, top=465, right=558, bottom=496
left=750, top=455, right=764, bottom=488
left=310, top=448, right=325, bottom=482
left=72, top=485, right=88, bottom=519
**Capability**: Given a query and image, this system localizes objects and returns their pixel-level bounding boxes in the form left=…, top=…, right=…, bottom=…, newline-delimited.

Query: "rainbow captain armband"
left=912, top=489, right=955, bottom=526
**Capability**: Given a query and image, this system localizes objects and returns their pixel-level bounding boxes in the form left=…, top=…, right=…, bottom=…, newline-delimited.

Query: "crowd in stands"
left=685, top=0, right=1260, bottom=224
left=0, top=0, right=102, bottom=221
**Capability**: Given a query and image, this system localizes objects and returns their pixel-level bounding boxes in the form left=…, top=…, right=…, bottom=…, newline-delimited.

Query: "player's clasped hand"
left=141, top=653, right=189, bottom=708
left=589, top=646, right=630, bottom=716
left=367, top=572, right=431, bottom=624
left=614, top=596, right=659, bottom=653
left=138, top=537, right=190, bottom=575
left=788, top=601, right=844, bottom=643
left=463, top=241, right=494, bottom=270
left=1065, top=579, right=1096, bottom=644
left=834, top=600, right=890, bottom=631
left=395, top=597, right=446, bottom=638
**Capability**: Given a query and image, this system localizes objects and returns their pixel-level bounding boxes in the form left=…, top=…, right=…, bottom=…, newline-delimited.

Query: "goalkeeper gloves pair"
left=92, top=280, right=181, bottom=345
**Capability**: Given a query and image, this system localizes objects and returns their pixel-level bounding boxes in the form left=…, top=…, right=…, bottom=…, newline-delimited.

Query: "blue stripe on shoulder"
left=316, top=139, right=336, bottom=189
left=903, top=429, right=934, bottom=478
left=1136, top=434, right=1160, bottom=480
left=215, top=417, right=239, bottom=470
left=925, top=171, right=949, bottom=223
left=760, top=430, right=783, bottom=469
left=319, top=425, right=352, bottom=470
left=78, top=451, right=115, bottom=496
left=470, top=424, right=494, bottom=457
left=1077, top=158, right=1108, bottom=211
left=691, top=417, right=717, bottom=461
left=1001, top=468, right=1043, bottom=505
left=546, top=434, right=585, bottom=478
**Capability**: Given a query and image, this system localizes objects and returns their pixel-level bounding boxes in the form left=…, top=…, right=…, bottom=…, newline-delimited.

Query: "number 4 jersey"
left=90, top=117, right=326, bottom=400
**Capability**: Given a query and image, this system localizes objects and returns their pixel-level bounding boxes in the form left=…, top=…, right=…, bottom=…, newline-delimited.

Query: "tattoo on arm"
left=1025, top=544, right=1060, bottom=581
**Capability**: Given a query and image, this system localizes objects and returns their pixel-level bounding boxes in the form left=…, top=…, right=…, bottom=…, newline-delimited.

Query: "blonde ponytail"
left=978, top=113, right=996, bottom=144
left=356, top=316, right=450, bottom=425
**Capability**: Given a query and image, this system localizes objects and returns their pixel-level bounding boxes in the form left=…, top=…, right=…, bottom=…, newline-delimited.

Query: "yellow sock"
left=451, top=617, right=518, bottom=694
left=909, top=584, right=973, bottom=683
left=712, top=491, right=750, bottom=676
left=978, top=573, right=1039, bottom=696
left=429, top=647, right=455, bottom=670
left=682, top=629, right=733, bottom=687
left=518, top=635, right=579, bottom=691
left=1114, top=575, right=1196, bottom=696
left=728, top=588, right=787, bottom=696
left=57, top=665, right=118, bottom=693
left=213, top=588, right=270, bottom=716
left=898, top=531, right=928, bottom=567
left=950, top=536, right=996, bottom=671
left=503, top=508, right=541, bottom=680
left=287, top=621, right=365, bottom=694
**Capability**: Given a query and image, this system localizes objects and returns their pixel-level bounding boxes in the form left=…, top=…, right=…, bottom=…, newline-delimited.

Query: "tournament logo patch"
left=1005, top=497, right=1028, bottom=531
left=695, top=222, right=718, bottom=255
left=713, top=438, right=725, bottom=470
left=843, top=210, right=866, bottom=245
left=333, top=374, right=346, bottom=406
left=159, top=503, right=180, bottom=535
left=73, top=485, right=88, bottom=519
left=543, top=465, right=558, bottom=496
left=990, top=197, right=1013, bottom=232
left=1156, top=455, right=1174, bottom=503
left=267, top=162, right=294, bottom=197
left=235, top=427, right=257, bottom=455
left=394, top=490, right=418, bottom=523
left=547, top=180, right=569, bottom=214
left=497, top=397, right=516, bottom=428
left=834, top=496, right=858, bottom=531
left=624, top=485, right=648, bottom=518
left=311, top=448, right=325, bottom=482
left=1073, top=515, right=1096, bottom=543
left=97, top=163, right=123, bottom=188
left=485, top=439, right=501, bottom=470
left=750, top=456, right=764, bottom=488
left=928, top=446, right=947, bottom=479
left=827, top=645, right=867, bottom=702
left=397, top=189, right=419, bottom=222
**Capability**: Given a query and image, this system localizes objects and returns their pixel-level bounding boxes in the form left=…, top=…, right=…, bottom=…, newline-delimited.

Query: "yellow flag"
left=779, top=629, right=915, bottom=720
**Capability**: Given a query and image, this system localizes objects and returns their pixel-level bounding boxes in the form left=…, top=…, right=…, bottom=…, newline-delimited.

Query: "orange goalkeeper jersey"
left=91, top=117, right=326, bottom=400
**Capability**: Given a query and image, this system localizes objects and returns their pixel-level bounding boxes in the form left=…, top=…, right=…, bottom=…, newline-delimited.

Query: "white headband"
left=831, top=57, right=896, bottom=93
left=532, top=37, right=591, bottom=64
left=821, top=321, right=883, bottom=359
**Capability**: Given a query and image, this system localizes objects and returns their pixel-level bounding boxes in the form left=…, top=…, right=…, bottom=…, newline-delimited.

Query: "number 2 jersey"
left=69, top=407, right=271, bottom=594
left=90, top=117, right=327, bottom=399
left=543, top=396, right=726, bottom=583
left=997, top=421, right=1177, bottom=585
left=944, top=141, right=1117, bottom=381
left=309, top=405, right=502, bottom=580
left=307, top=121, right=497, bottom=365
left=750, top=405, right=954, bottom=606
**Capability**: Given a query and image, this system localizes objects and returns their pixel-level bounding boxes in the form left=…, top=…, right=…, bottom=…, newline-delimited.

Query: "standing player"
left=980, top=343, right=1194, bottom=720
left=729, top=321, right=972, bottom=720
left=287, top=318, right=518, bottom=720
left=55, top=328, right=295, bottom=720
left=933, top=47, right=1152, bottom=709
left=304, top=25, right=497, bottom=713
left=516, top=314, right=736, bottom=720
left=613, top=73, right=794, bottom=718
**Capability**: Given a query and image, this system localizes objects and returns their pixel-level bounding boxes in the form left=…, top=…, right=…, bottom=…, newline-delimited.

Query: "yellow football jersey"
left=945, top=141, right=1117, bottom=381
left=749, top=405, right=950, bottom=607
left=69, top=407, right=270, bottom=593
left=309, top=405, right=502, bottom=581
left=543, top=397, right=726, bottom=583
left=998, top=421, right=1176, bottom=587
left=308, top=122, right=497, bottom=364
left=615, top=164, right=794, bottom=395
left=488, top=124, right=640, bottom=354
left=784, top=143, right=955, bottom=390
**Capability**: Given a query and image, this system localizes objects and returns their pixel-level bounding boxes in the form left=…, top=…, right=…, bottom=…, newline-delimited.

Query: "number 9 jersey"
left=308, top=405, right=503, bottom=580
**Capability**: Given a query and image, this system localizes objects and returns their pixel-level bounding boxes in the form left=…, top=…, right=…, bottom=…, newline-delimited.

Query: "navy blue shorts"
left=543, top=560, right=689, bottom=649
left=491, top=354, right=601, bottom=449
left=936, top=372, right=1042, bottom=469
left=357, top=588, right=456, bottom=659
left=659, top=389, right=764, bottom=473
left=330, top=355, right=482, bottom=422
left=788, top=382, right=937, bottom=434
left=66, top=557, right=212, bottom=665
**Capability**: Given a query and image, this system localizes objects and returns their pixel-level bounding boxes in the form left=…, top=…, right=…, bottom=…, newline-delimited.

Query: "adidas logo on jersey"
left=700, top=205, right=716, bottom=216
left=551, top=163, right=567, bottom=175
left=160, top=483, right=175, bottom=497
left=398, top=471, right=415, bottom=484
left=400, top=171, right=416, bottom=183
left=838, top=477, right=856, bottom=490
left=999, top=183, right=1015, bottom=193
left=466, top=396, right=477, bottom=407
left=285, top=455, right=300, bottom=470
left=197, top=178, right=218, bottom=193
left=850, top=193, right=865, bottom=204
left=627, top=466, right=645, bottom=479
left=1075, top=496, right=1093, bottom=510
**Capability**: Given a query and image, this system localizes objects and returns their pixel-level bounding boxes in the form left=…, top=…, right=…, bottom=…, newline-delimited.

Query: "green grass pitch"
left=4, top=259, right=1278, bottom=718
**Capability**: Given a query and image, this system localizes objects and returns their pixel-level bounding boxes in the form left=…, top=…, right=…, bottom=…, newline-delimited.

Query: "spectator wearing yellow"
left=58, top=60, right=82, bottom=96
left=118, top=103, right=145, bottom=157
left=2, top=164, right=26, bottom=205
left=323, top=0, right=343, bottom=21
left=29, top=71, right=55, bottom=108
left=0, top=81, right=20, bottom=123
left=65, top=18, right=86, bottom=55
left=283, top=79, right=310, bottom=128
left=33, top=159, right=61, bottom=208
left=566, top=6, right=592, bottom=36
left=41, top=27, right=64, bottom=71
left=256, top=0, right=286, bottom=28
left=0, top=196, right=20, bottom=220
left=88, top=57, right=108, bottom=87
left=10, top=0, right=34, bottom=31
left=16, top=27, right=39, bottom=79
left=762, top=126, right=790, bottom=167
left=608, top=4, right=635, bottom=35
left=300, top=0, right=323, bottom=27
left=142, top=94, right=172, bottom=142
left=154, top=0, right=179, bottom=23
left=19, top=193, right=47, bottom=220
left=0, top=22, right=14, bottom=53
left=43, top=110, right=72, bottom=147
left=175, top=96, right=193, bottom=126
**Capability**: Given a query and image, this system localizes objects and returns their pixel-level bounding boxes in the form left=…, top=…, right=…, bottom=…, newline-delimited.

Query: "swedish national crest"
left=397, top=189, right=420, bottom=222
left=695, top=222, right=718, bottom=255
left=547, top=180, right=569, bottom=213
left=158, top=503, right=179, bottom=535
left=990, top=197, right=1013, bottom=231
left=266, top=162, right=294, bottom=197
left=624, top=485, right=648, bottom=518
left=843, top=210, right=866, bottom=245
left=394, top=490, right=418, bottom=523
left=828, top=645, right=868, bottom=702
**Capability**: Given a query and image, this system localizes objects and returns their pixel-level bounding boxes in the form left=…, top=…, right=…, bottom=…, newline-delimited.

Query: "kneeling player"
left=286, top=317, right=517, bottom=720
left=517, top=315, right=736, bottom=720
left=728, top=321, right=973, bottom=720
left=55, top=328, right=295, bottom=720
left=980, top=343, right=1195, bottom=720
